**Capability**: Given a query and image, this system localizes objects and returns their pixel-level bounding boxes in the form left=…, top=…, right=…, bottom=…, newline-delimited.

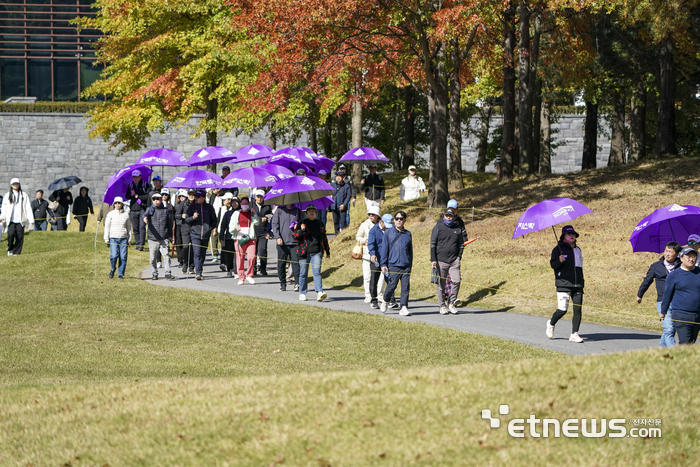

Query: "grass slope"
left=322, top=157, right=700, bottom=332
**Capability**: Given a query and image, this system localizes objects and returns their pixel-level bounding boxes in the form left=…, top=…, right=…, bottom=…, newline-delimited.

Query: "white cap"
left=10, top=178, right=20, bottom=185
left=151, top=192, right=162, bottom=199
left=113, top=196, right=124, bottom=204
left=160, top=188, right=170, bottom=195
left=132, top=169, right=142, bottom=177
left=367, top=206, right=380, bottom=216
left=222, top=192, right=234, bottom=200
left=177, top=189, right=188, bottom=197
left=254, top=189, right=265, bottom=197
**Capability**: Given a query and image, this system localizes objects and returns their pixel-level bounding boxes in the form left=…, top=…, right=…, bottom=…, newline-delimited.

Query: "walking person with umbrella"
left=49, top=186, right=74, bottom=231
left=185, top=189, right=217, bottom=280
left=126, top=170, right=152, bottom=250
left=1, top=178, right=34, bottom=255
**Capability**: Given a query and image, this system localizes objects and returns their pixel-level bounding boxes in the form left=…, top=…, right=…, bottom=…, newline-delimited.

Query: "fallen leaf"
left=260, top=412, right=270, bottom=421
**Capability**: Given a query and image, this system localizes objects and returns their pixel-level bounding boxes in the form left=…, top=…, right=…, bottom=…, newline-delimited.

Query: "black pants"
left=55, top=216, right=67, bottom=231
left=175, top=225, right=185, bottom=264
left=332, top=208, right=347, bottom=233
left=76, top=215, right=88, bottom=232
left=277, top=243, right=300, bottom=286
left=384, top=266, right=410, bottom=307
left=370, top=263, right=394, bottom=303
left=7, top=222, right=24, bottom=255
left=221, top=239, right=235, bottom=272
left=191, top=235, right=210, bottom=276
left=672, top=310, right=700, bottom=345
left=550, top=290, right=583, bottom=333
left=180, top=233, right=194, bottom=271
left=129, top=210, right=145, bottom=246
left=255, top=235, right=268, bottom=273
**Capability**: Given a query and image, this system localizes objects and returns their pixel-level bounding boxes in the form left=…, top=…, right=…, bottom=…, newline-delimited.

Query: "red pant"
left=235, top=239, right=257, bottom=278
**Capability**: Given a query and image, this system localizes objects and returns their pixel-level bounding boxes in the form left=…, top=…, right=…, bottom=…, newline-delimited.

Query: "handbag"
left=237, top=234, right=252, bottom=246
left=351, top=242, right=363, bottom=260
left=48, top=199, right=59, bottom=211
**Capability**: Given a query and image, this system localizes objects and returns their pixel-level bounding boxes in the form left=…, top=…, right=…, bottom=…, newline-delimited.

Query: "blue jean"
left=299, top=252, right=323, bottom=294
left=657, top=302, right=676, bottom=347
left=384, top=266, right=411, bottom=307
left=318, top=209, right=328, bottom=230
left=34, top=220, right=47, bottom=231
left=109, top=238, right=128, bottom=276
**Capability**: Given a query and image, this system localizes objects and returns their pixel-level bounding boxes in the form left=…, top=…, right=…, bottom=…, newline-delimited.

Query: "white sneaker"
left=439, top=306, right=449, bottom=315
left=246, top=277, right=255, bottom=285
left=299, top=294, right=307, bottom=301
left=399, top=306, right=411, bottom=316
left=233, top=273, right=238, bottom=279
left=546, top=320, right=555, bottom=339
left=448, top=303, right=459, bottom=314
left=380, top=301, right=388, bottom=313
left=157, top=262, right=162, bottom=269
left=237, top=280, right=244, bottom=285
left=364, top=295, right=372, bottom=303
left=317, top=292, right=327, bottom=302
left=569, top=332, right=583, bottom=343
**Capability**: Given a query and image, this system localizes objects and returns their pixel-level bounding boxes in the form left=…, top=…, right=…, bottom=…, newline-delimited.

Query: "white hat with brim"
left=222, top=192, right=234, bottom=200
left=10, top=178, right=20, bottom=185
left=366, top=206, right=380, bottom=216
left=132, top=170, right=142, bottom=177
left=113, top=196, right=124, bottom=205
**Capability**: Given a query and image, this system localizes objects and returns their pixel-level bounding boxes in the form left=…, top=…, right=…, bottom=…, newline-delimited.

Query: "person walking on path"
left=661, top=247, right=700, bottom=345
left=174, top=189, right=189, bottom=269
left=368, top=213, right=394, bottom=310
left=1, top=178, right=34, bottom=256
left=72, top=186, right=94, bottom=232
left=316, top=170, right=330, bottom=229
left=143, top=192, right=174, bottom=280
left=209, top=188, right=224, bottom=263
left=431, top=207, right=464, bottom=315
left=229, top=196, right=258, bottom=285
left=338, top=164, right=356, bottom=227
left=125, top=169, right=152, bottom=251
left=271, top=203, right=302, bottom=291
left=637, top=241, right=682, bottom=347
left=330, top=171, right=352, bottom=234
left=380, top=210, right=413, bottom=316
left=360, top=164, right=385, bottom=210
left=49, top=186, right=73, bottom=231
left=219, top=193, right=236, bottom=277
left=293, top=204, right=330, bottom=301
left=399, top=165, right=426, bottom=201
left=103, top=197, right=132, bottom=279
left=356, top=205, right=381, bottom=302
left=185, top=189, right=217, bottom=280
left=146, top=176, right=163, bottom=208
left=252, top=189, right=272, bottom=276
left=546, top=225, right=585, bottom=343
left=31, top=189, right=49, bottom=231
left=441, top=199, right=468, bottom=307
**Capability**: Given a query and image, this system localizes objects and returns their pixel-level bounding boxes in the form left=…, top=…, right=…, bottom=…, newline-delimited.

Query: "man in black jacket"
left=144, top=192, right=174, bottom=280
left=174, top=189, right=188, bottom=268
left=126, top=169, right=152, bottom=250
left=360, top=164, right=385, bottom=210
left=252, top=189, right=272, bottom=275
left=637, top=241, right=682, bottom=347
left=185, top=189, right=218, bottom=280
left=73, top=186, right=94, bottom=232
left=31, top=190, right=49, bottom=231
left=430, top=208, right=464, bottom=315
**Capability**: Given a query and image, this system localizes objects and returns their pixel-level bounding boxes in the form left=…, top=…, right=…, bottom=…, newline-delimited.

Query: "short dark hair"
left=666, top=241, right=682, bottom=254
left=394, top=210, right=407, bottom=219
left=36, top=189, right=43, bottom=194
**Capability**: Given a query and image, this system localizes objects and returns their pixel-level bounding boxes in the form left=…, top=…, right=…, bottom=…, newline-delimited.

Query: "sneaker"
left=279, top=284, right=287, bottom=291
left=317, top=292, right=327, bottom=302
left=189, top=270, right=196, bottom=275
left=260, top=270, right=268, bottom=276
left=118, top=275, right=124, bottom=280
left=380, top=301, right=388, bottom=313
left=226, top=271, right=233, bottom=278
left=157, top=262, right=162, bottom=269
left=182, top=266, right=188, bottom=274
left=448, top=303, right=459, bottom=315
left=7, top=251, right=12, bottom=256
left=569, top=332, right=584, bottom=343
left=294, top=284, right=299, bottom=292
left=238, top=280, right=244, bottom=285
left=364, top=296, right=372, bottom=303
left=246, top=277, right=256, bottom=285
left=165, top=272, right=173, bottom=280
left=546, top=320, right=555, bottom=339
left=399, top=306, right=411, bottom=316
left=453, top=299, right=462, bottom=307
left=196, top=275, right=203, bottom=281
left=211, top=257, right=219, bottom=263
left=439, top=306, right=449, bottom=315
left=152, top=273, right=158, bottom=281
left=299, top=294, right=307, bottom=301
left=388, top=301, right=399, bottom=309
left=233, top=273, right=238, bottom=280
left=219, top=264, right=227, bottom=272
left=370, top=301, right=379, bottom=309
left=109, top=270, right=115, bottom=279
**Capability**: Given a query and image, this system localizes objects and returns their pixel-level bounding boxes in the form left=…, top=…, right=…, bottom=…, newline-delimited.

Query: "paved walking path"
left=141, top=242, right=661, bottom=357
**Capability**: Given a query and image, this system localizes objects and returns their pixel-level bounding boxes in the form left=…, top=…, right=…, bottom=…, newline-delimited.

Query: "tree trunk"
left=539, top=98, right=551, bottom=174
left=403, top=85, right=416, bottom=169
left=518, top=1, right=533, bottom=174
left=500, top=3, right=516, bottom=180
left=351, top=97, right=363, bottom=189
left=477, top=101, right=492, bottom=173
left=513, top=85, right=520, bottom=174
left=582, top=100, right=598, bottom=170
left=531, top=10, right=542, bottom=171
left=323, top=114, right=333, bottom=158
left=337, top=111, right=348, bottom=155
left=608, top=90, right=626, bottom=166
left=655, top=37, right=677, bottom=156
left=629, top=82, right=646, bottom=162
left=391, top=86, right=402, bottom=169
left=427, top=85, right=450, bottom=208
left=267, top=117, right=277, bottom=150
left=309, top=100, right=318, bottom=153
left=448, top=41, right=464, bottom=191
left=205, top=85, right=218, bottom=173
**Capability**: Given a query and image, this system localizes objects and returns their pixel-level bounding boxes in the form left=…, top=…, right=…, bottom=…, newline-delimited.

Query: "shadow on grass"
left=464, top=281, right=507, bottom=305
left=322, top=263, right=345, bottom=279
left=328, top=274, right=364, bottom=290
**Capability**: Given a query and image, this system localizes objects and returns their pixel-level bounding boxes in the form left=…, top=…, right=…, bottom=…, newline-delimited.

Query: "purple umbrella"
left=257, top=163, right=295, bottom=180
left=189, top=146, right=235, bottom=166
left=338, top=146, right=390, bottom=163
left=512, top=198, right=593, bottom=239
left=296, top=196, right=333, bottom=211
left=136, top=148, right=189, bottom=166
left=267, top=153, right=313, bottom=174
left=230, top=144, right=275, bottom=163
left=103, top=164, right=153, bottom=205
left=164, top=169, right=223, bottom=189
left=311, top=154, right=336, bottom=174
left=630, top=204, right=700, bottom=253
left=264, top=175, right=334, bottom=206
left=221, top=166, right=279, bottom=189
left=272, top=146, right=317, bottom=165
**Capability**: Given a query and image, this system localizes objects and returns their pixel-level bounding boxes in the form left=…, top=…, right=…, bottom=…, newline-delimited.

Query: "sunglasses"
left=689, top=241, right=698, bottom=246
left=394, top=217, right=405, bottom=221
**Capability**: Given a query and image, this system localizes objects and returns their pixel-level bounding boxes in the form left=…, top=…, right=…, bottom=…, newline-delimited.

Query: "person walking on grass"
left=72, top=186, right=94, bottom=232
left=431, top=207, right=464, bottom=315
left=103, top=197, right=131, bottom=279
left=1, top=178, right=34, bottom=256
left=368, top=214, right=394, bottom=310
left=637, top=241, right=682, bottom=347
left=546, top=225, right=585, bottom=343
left=31, top=189, right=49, bottom=231
left=293, top=204, right=330, bottom=302
left=271, top=203, right=302, bottom=291
left=380, top=210, right=413, bottom=316
left=229, top=196, right=258, bottom=285
left=144, top=192, right=174, bottom=280
left=185, top=189, right=217, bottom=281
left=360, top=164, right=385, bottom=210
left=330, top=171, right=352, bottom=234
left=400, top=165, right=425, bottom=201
left=49, top=186, right=73, bottom=231
left=356, top=205, right=381, bottom=303
left=661, top=247, right=700, bottom=345
left=125, top=169, right=151, bottom=251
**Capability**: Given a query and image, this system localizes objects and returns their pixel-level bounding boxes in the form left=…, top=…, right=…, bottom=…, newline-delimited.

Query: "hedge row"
left=0, top=101, right=100, bottom=113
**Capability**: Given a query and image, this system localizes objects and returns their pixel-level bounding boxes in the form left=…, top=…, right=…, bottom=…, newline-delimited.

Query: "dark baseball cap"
left=561, top=225, right=579, bottom=238
left=195, top=189, right=206, bottom=197
left=681, top=246, right=697, bottom=257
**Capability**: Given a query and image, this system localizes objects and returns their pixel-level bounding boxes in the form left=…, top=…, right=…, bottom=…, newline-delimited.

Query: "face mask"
left=241, top=204, right=250, bottom=211
left=443, top=218, right=454, bottom=227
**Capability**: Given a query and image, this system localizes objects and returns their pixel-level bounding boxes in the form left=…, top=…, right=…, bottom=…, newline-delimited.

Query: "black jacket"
left=638, top=257, right=681, bottom=302
left=550, top=241, right=584, bottom=291
left=185, top=202, right=217, bottom=239
left=126, top=180, right=152, bottom=212
left=145, top=203, right=174, bottom=242
left=49, top=190, right=73, bottom=216
left=73, top=187, right=94, bottom=216
left=31, top=198, right=49, bottom=221
left=331, top=181, right=352, bottom=210
left=361, top=173, right=385, bottom=201
left=430, top=220, right=465, bottom=263
left=252, top=202, right=272, bottom=237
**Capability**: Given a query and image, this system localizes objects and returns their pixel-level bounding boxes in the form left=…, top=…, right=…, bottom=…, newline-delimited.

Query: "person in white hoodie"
left=399, top=165, right=426, bottom=201
left=1, top=178, right=34, bottom=256
left=104, top=197, right=132, bottom=279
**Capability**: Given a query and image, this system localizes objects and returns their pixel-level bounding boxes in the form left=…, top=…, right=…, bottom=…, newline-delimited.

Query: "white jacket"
left=1, top=190, right=34, bottom=227
left=356, top=218, right=375, bottom=257
left=104, top=208, right=133, bottom=242
left=400, top=175, right=426, bottom=201
left=229, top=210, right=259, bottom=241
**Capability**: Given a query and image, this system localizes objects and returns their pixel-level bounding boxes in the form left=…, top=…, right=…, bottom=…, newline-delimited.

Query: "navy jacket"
left=380, top=226, right=413, bottom=269
left=330, top=181, right=352, bottom=211
left=638, top=257, right=681, bottom=302
left=661, top=267, right=700, bottom=315
left=185, top=202, right=217, bottom=239
left=368, top=223, right=386, bottom=263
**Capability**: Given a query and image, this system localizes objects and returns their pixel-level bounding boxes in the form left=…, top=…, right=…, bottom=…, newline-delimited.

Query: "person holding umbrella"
left=292, top=204, right=330, bottom=301
left=49, top=187, right=73, bottom=231
left=179, top=189, right=196, bottom=274
left=185, top=189, right=217, bottom=280
left=1, top=178, right=34, bottom=255
left=360, top=164, right=385, bottom=210
left=546, top=225, right=585, bottom=343
left=143, top=192, right=174, bottom=280
left=660, top=246, right=700, bottom=345
left=126, top=169, right=152, bottom=251
left=218, top=192, right=236, bottom=277
left=330, top=171, right=352, bottom=234
left=271, top=203, right=302, bottom=291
